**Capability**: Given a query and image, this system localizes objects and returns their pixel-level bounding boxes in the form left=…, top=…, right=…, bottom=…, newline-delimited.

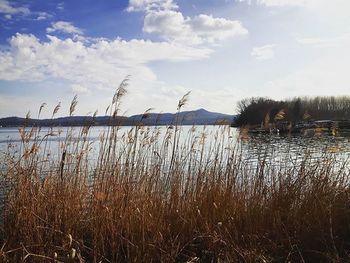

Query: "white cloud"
left=36, top=12, right=52, bottom=21
left=46, top=21, right=83, bottom=35
left=127, top=0, right=178, bottom=12
left=56, top=2, right=64, bottom=11
left=251, top=44, right=275, bottom=60
left=142, top=8, right=247, bottom=45
left=0, top=1, right=53, bottom=21
left=0, top=1, right=248, bottom=116
left=0, top=33, right=211, bottom=91
left=0, top=33, right=216, bottom=116
left=128, top=0, right=248, bottom=46
left=0, top=0, right=30, bottom=16
left=191, top=14, right=248, bottom=43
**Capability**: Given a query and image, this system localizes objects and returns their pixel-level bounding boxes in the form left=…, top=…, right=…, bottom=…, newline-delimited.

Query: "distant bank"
left=0, top=108, right=236, bottom=127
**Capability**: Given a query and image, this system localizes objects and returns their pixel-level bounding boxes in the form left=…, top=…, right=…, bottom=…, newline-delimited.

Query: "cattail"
left=112, top=109, right=118, bottom=118
left=105, top=105, right=110, bottom=115
left=141, top=108, right=154, bottom=120
left=69, top=95, right=78, bottom=116
left=112, top=76, right=129, bottom=105
left=38, top=102, right=46, bottom=118
left=25, top=111, right=31, bottom=120
left=52, top=102, right=61, bottom=118
left=177, top=91, right=191, bottom=111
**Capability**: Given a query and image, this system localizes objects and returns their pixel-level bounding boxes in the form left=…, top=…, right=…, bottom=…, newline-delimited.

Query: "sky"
left=0, top=0, right=349, bottom=118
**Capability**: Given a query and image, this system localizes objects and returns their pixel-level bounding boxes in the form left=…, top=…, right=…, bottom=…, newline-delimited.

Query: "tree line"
left=234, top=96, right=350, bottom=127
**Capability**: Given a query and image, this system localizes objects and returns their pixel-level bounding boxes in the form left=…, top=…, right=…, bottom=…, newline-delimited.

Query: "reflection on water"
left=242, top=131, right=350, bottom=161
left=0, top=126, right=349, bottom=167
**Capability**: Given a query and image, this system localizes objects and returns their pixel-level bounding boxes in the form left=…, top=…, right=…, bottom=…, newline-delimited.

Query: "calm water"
left=0, top=126, right=349, bottom=207
left=0, top=126, right=350, bottom=166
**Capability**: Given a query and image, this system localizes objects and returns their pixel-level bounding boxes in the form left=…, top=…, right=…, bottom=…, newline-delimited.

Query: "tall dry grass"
left=0, top=80, right=350, bottom=262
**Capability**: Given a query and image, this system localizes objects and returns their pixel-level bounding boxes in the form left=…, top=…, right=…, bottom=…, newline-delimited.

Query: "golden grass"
left=0, top=82, right=350, bottom=262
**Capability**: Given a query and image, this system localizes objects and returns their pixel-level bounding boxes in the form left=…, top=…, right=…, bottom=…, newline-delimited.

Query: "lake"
left=1, top=125, right=349, bottom=167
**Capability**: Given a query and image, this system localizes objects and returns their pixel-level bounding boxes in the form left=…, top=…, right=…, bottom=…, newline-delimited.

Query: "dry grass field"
left=1, top=84, right=349, bottom=262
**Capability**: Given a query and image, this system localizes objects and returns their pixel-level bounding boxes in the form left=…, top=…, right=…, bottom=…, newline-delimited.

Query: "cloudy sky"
left=0, top=0, right=349, bottom=117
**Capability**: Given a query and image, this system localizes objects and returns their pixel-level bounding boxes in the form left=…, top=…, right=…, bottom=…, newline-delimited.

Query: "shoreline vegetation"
left=232, top=96, right=350, bottom=134
left=1, top=81, right=350, bottom=262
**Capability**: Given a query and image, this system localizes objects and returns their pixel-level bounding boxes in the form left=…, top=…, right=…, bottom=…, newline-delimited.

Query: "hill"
left=128, top=108, right=235, bottom=125
left=0, top=109, right=236, bottom=127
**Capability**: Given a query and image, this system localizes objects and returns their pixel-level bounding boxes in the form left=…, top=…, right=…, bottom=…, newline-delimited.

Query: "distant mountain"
left=0, top=109, right=236, bottom=127
left=129, top=108, right=235, bottom=125
left=0, top=116, right=127, bottom=127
